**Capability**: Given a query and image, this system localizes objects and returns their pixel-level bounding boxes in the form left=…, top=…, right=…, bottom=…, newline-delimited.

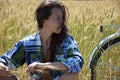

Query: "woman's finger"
left=0, top=64, right=10, bottom=76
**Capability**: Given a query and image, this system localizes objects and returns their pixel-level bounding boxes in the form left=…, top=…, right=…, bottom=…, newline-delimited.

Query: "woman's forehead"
left=51, top=8, right=63, bottom=16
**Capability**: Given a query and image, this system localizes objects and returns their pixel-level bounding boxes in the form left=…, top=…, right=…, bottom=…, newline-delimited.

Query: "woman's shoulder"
left=19, top=32, right=41, bottom=46
left=59, top=34, right=78, bottom=50
left=21, top=32, right=39, bottom=41
left=64, top=34, right=74, bottom=42
left=60, top=34, right=75, bottom=47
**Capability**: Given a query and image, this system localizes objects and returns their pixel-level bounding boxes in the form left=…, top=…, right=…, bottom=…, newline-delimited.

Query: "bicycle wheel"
left=88, top=33, right=120, bottom=80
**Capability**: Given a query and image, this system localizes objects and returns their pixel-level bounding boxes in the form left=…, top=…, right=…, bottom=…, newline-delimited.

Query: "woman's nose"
left=59, top=19, right=63, bottom=24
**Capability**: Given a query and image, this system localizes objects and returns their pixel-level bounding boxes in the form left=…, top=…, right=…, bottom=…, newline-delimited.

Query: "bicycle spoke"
left=96, top=43, right=120, bottom=80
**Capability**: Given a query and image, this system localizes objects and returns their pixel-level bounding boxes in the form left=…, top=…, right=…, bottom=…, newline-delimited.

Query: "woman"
left=0, top=0, right=84, bottom=80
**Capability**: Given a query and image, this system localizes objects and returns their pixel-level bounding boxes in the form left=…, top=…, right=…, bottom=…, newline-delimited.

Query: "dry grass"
left=0, top=0, right=120, bottom=80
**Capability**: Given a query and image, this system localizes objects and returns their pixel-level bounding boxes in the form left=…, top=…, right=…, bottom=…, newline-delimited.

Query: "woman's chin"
left=55, top=31, right=61, bottom=34
left=53, top=30, right=60, bottom=34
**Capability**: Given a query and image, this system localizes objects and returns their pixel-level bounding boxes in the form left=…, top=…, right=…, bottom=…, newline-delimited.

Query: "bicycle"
left=88, top=25, right=120, bottom=80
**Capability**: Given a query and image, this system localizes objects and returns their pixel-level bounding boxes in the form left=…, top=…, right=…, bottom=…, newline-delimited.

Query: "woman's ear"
left=43, top=19, right=47, bottom=23
left=43, top=20, right=47, bottom=27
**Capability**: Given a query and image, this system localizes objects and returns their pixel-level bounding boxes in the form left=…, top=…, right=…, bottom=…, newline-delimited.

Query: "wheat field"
left=0, top=0, right=120, bottom=80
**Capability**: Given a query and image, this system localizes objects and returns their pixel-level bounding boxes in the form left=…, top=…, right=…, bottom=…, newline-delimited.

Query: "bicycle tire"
left=88, top=33, right=120, bottom=80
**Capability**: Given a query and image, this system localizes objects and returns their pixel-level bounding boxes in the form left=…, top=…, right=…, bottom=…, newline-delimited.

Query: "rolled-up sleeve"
left=61, top=35, right=84, bottom=73
left=0, top=40, right=26, bottom=69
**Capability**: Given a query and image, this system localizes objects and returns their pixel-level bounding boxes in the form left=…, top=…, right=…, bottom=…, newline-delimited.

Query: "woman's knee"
left=59, top=73, right=79, bottom=80
left=0, top=74, right=19, bottom=80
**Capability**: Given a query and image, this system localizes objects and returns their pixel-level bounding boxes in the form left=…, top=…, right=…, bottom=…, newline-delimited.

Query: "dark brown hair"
left=35, top=0, right=68, bottom=62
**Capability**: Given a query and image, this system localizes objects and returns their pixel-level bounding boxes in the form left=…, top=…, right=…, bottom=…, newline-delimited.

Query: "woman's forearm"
left=46, top=62, right=68, bottom=71
left=35, top=62, right=68, bottom=71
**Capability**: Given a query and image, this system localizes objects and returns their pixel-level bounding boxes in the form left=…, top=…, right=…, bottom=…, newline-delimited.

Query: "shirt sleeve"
left=0, top=40, right=26, bottom=70
left=60, top=35, right=84, bottom=73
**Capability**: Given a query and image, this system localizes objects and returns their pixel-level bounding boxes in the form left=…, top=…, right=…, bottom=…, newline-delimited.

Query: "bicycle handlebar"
left=101, top=24, right=120, bottom=29
left=100, top=24, right=120, bottom=33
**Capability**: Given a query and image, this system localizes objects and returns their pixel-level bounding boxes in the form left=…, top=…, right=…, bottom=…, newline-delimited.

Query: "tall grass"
left=0, top=0, right=120, bottom=80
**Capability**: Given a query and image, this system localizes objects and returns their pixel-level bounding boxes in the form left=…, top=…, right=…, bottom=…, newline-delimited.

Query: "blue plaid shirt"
left=0, top=32, right=84, bottom=80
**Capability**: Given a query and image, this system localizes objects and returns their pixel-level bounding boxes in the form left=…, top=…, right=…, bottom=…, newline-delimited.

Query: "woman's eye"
left=56, top=18, right=60, bottom=20
left=55, top=17, right=62, bottom=23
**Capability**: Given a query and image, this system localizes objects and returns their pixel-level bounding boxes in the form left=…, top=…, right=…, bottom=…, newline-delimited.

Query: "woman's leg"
left=0, top=74, right=19, bottom=80
left=59, top=73, right=79, bottom=80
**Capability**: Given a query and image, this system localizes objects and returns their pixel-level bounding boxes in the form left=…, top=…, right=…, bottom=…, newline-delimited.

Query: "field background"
left=0, top=0, right=120, bottom=80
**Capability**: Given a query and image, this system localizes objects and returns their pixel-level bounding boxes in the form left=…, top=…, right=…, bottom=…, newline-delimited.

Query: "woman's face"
left=44, top=8, right=63, bottom=34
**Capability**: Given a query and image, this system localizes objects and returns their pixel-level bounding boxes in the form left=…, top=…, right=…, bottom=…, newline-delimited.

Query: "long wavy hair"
left=35, top=0, right=69, bottom=62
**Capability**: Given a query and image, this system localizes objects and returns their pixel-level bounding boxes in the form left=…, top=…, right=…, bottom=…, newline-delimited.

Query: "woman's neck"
left=40, top=28, right=52, bottom=46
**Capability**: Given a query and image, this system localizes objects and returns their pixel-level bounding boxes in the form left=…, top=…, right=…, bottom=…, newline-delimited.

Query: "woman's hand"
left=26, top=62, right=39, bottom=73
left=0, top=62, right=10, bottom=77
left=26, top=62, right=47, bottom=73
left=26, top=62, right=68, bottom=73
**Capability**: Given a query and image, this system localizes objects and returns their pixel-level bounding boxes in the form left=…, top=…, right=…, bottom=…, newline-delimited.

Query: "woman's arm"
left=57, top=35, right=84, bottom=73
left=0, top=41, right=26, bottom=70
left=26, top=62, right=68, bottom=73
left=36, top=62, right=68, bottom=71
